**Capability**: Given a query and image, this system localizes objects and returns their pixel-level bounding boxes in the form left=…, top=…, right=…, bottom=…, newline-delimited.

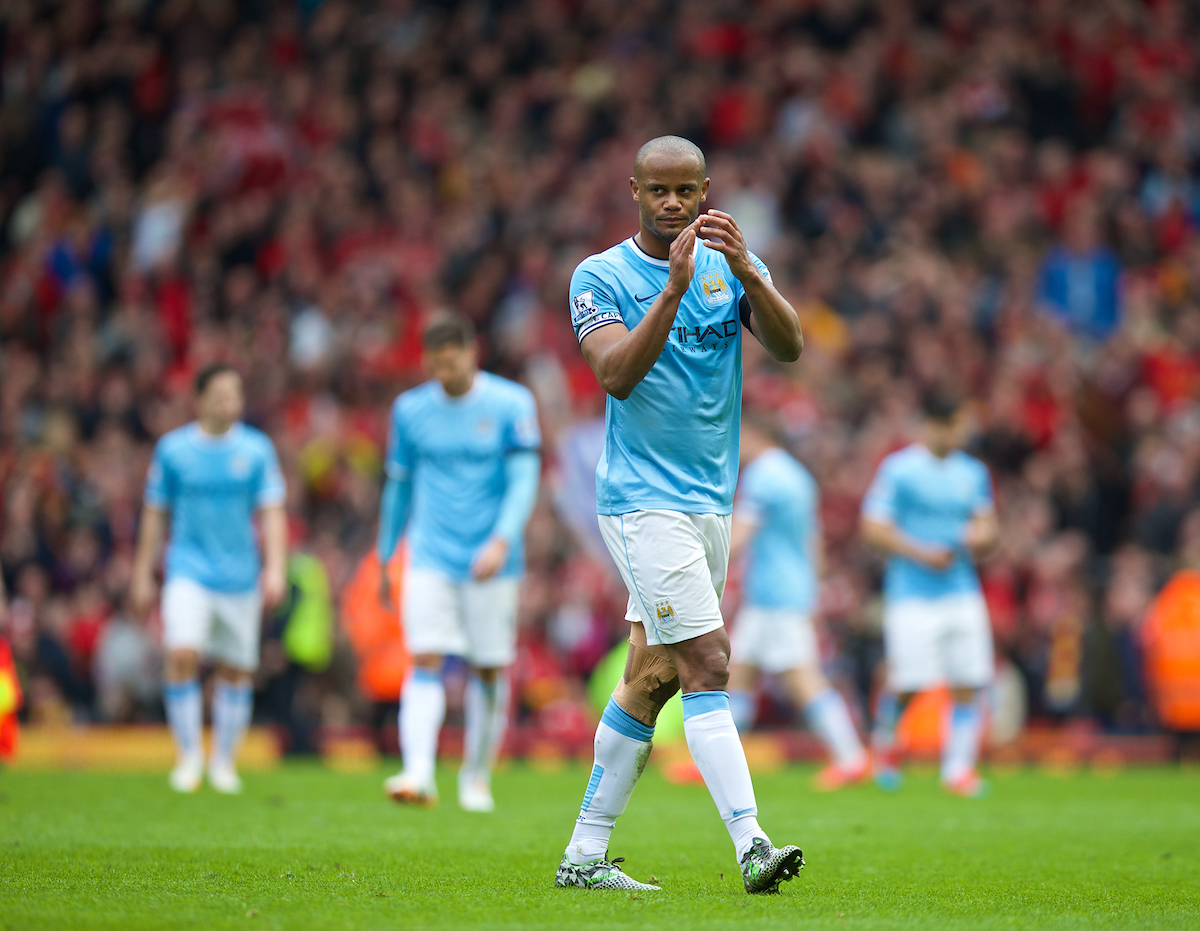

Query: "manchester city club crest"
left=699, top=270, right=731, bottom=307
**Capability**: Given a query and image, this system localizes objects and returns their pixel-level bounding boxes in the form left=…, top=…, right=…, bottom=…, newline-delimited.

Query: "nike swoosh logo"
left=635, top=293, right=660, bottom=303
left=731, top=808, right=755, bottom=818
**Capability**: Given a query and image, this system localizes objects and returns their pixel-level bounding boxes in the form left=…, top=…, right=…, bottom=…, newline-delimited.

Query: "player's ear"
left=700, top=178, right=710, bottom=201
left=629, top=176, right=639, bottom=200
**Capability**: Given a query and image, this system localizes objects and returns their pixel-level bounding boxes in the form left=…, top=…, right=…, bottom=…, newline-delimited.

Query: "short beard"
left=642, top=207, right=698, bottom=244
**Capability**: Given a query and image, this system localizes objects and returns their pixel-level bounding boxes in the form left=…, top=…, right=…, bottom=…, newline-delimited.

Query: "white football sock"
left=805, top=687, right=867, bottom=770
left=211, top=680, right=253, bottom=769
left=682, top=691, right=768, bottom=861
left=566, top=697, right=653, bottom=865
left=163, top=679, right=202, bottom=764
left=400, top=667, right=445, bottom=786
left=728, top=690, right=756, bottom=731
left=462, top=673, right=509, bottom=783
left=942, top=695, right=984, bottom=783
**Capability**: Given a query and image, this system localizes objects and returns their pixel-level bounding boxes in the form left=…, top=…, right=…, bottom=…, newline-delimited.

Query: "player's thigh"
left=460, top=576, right=519, bottom=668
left=882, top=598, right=941, bottom=692
left=402, top=566, right=468, bottom=658
left=944, top=592, right=995, bottom=689
left=599, top=510, right=723, bottom=647
left=210, top=588, right=264, bottom=672
left=161, top=578, right=215, bottom=653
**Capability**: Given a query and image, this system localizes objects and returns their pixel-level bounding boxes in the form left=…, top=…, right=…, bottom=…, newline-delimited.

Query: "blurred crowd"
left=3, top=0, right=1200, bottom=748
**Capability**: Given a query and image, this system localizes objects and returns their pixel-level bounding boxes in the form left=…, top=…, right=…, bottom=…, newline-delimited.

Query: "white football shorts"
left=883, top=591, right=994, bottom=692
left=598, top=509, right=731, bottom=647
left=161, top=577, right=263, bottom=671
left=402, top=566, right=519, bottom=668
left=730, top=607, right=819, bottom=674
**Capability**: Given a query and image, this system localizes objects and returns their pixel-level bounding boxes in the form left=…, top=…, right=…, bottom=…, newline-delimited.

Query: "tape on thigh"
left=613, top=627, right=680, bottom=727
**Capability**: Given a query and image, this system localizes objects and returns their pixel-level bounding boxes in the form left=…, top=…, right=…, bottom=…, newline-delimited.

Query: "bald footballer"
left=555, top=136, right=806, bottom=894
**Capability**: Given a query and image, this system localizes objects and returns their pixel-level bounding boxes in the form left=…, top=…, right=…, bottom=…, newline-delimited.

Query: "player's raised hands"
left=666, top=217, right=701, bottom=299
left=699, top=210, right=756, bottom=281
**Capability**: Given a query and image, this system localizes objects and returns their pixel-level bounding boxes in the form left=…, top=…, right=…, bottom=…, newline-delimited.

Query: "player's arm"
left=963, top=508, right=999, bottom=557
left=472, top=450, right=541, bottom=580
left=728, top=514, right=758, bottom=564
left=256, top=443, right=289, bottom=610
left=860, top=517, right=954, bottom=571
left=130, top=505, right=168, bottom=619
left=258, top=504, right=288, bottom=610
left=698, top=210, right=802, bottom=362
left=132, top=442, right=172, bottom=619
left=377, top=406, right=414, bottom=609
left=580, top=217, right=701, bottom=400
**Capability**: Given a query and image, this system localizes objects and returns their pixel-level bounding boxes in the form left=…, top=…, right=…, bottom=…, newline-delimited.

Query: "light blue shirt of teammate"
left=861, top=443, right=994, bottom=602
left=144, top=422, right=286, bottom=593
left=569, top=237, right=771, bottom=515
left=736, top=448, right=820, bottom=614
left=381, top=371, right=541, bottom=580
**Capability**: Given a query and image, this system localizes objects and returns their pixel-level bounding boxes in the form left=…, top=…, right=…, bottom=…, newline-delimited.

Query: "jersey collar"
left=432, top=370, right=487, bottom=403
left=189, top=422, right=244, bottom=448
left=626, top=236, right=670, bottom=269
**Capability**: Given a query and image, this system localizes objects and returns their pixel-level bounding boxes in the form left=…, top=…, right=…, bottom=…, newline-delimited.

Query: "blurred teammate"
left=377, top=313, right=540, bottom=812
left=860, top=391, right=999, bottom=797
left=727, top=411, right=868, bottom=790
left=557, top=136, right=805, bottom=894
left=131, top=364, right=287, bottom=794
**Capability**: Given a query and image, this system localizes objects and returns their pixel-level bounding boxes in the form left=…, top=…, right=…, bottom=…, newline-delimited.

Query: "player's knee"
left=165, top=649, right=199, bottom=682
left=612, top=642, right=680, bottom=728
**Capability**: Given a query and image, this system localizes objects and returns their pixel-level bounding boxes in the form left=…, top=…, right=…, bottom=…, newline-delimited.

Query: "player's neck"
left=197, top=419, right=236, bottom=437
left=633, top=228, right=670, bottom=260
left=440, top=370, right=478, bottom=399
left=922, top=441, right=952, bottom=460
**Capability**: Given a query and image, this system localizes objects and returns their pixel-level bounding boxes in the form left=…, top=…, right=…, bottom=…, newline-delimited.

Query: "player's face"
left=630, top=155, right=709, bottom=243
left=424, top=341, right=478, bottom=397
left=197, top=372, right=244, bottom=432
left=924, top=410, right=967, bottom=456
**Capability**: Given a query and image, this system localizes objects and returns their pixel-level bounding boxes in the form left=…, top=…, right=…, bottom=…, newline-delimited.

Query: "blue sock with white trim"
left=163, top=679, right=202, bottom=765
left=682, top=690, right=768, bottom=861
left=565, top=697, right=654, bottom=866
left=400, top=667, right=446, bottom=787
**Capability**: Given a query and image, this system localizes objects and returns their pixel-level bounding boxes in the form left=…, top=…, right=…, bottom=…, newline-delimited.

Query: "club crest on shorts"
left=654, top=599, right=676, bottom=624
left=699, top=271, right=731, bottom=307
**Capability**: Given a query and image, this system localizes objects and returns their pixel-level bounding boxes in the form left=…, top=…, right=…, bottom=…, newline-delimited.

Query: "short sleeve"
left=144, top=440, right=173, bottom=509
left=973, top=461, right=995, bottom=515
left=385, top=401, right=413, bottom=481
left=862, top=456, right=899, bottom=523
left=255, top=439, right=286, bottom=508
left=569, top=262, right=624, bottom=343
left=506, top=389, right=541, bottom=453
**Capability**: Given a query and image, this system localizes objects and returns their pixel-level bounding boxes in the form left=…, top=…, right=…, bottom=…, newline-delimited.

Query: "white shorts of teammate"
left=402, top=567, right=519, bottom=668
left=598, top=510, right=731, bottom=647
left=730, top=607, right=818, bottom=675
left=883, top=591, right=994, bottom=693
left=162, top=577, right=263, bottom=671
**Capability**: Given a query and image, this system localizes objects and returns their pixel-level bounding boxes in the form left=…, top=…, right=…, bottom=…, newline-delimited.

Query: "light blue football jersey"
left=736, top=448, right=820, bottom=613
left=386, top=371, right=540, bottom=580
left=569, top=236, right=770, bottom=515
left=144, top=422, right=286, bottom=593
left=861, top=443, right=994, bottom=601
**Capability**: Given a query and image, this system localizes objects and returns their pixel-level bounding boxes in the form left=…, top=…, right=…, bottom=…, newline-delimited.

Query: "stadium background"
left=2, top=0, right=1200, bottom=766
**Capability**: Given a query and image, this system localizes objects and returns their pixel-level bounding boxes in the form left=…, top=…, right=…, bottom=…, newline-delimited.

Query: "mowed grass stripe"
left=1, top=763, right=1197, bottom=930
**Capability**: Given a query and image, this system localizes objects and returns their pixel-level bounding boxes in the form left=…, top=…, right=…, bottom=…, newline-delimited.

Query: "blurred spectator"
left=1, top=0, right=1199, bottom=742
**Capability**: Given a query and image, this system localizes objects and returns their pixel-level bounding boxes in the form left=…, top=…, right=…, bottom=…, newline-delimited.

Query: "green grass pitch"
left=2, top=762, right=1198, bottom=930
